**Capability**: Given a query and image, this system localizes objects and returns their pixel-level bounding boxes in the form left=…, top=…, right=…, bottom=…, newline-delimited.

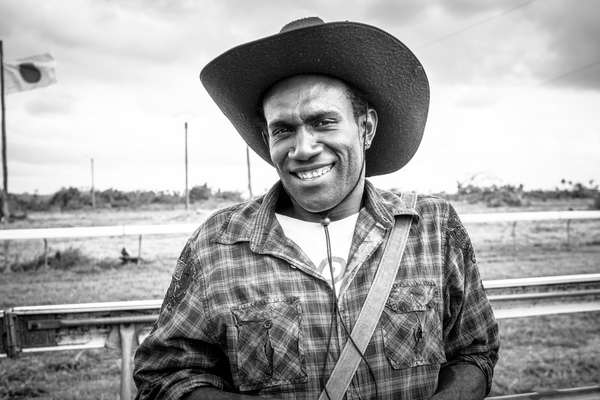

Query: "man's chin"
left=287, top=192, right=337, bottom=218
left=298, top=203, right=331, bottom=215
left=279, top=179, right=346, bottom=215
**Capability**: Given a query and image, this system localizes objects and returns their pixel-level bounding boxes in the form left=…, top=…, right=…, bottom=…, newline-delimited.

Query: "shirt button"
left=263, top=320, right=273, bottom=329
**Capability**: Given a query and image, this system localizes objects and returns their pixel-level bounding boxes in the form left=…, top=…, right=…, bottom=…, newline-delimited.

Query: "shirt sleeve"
left=441, top=204, right=500, bottom=395
left=133, top=242, right=233, bottom=400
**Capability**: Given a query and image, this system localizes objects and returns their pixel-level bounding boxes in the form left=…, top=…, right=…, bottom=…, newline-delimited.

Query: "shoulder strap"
left=318, top=192, right=418, bottom=400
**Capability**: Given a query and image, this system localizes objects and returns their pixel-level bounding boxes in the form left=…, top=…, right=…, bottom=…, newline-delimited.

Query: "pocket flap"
left=386, top=282, right=438, bottom=313
left=231, top=296, right=300, bottom=324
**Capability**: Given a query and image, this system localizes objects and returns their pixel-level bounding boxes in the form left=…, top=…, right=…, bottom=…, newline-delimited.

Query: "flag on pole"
left=2, top=53, right=57, bottom=95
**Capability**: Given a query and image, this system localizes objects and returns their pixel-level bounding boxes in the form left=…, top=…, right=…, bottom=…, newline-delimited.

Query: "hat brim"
left=200, top=21, right=429, bottom=177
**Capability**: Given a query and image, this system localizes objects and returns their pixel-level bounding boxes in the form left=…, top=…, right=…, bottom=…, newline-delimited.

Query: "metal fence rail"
left=0, top=223, right=200, bottom=240
left=2, top=209, right=598, bottom=271
left=488, top=385, right=600, bottom=399
left=484, top=273, right=600, bottom=289
left=460, top=210, right=600, bottom=223
left=0, top=210, right=598, bottom=241
left=0, top=300, right=161, bottom=399
left=485, top=273, right=600, bottom=319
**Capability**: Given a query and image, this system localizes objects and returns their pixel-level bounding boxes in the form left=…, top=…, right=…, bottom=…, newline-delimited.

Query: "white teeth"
left=295, top=165, right=332, bottom=180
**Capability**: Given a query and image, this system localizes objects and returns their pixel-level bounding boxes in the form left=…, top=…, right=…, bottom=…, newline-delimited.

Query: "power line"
left=416, top=1, right=537, bottom=50
left=527, top=59, right=600, bottom=90
left=413, top=0, right=599, bottom=92
left=499, top=59, right=600, bottom=103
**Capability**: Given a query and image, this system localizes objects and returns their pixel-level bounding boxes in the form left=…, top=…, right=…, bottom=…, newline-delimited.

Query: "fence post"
left=511, top=221, right=518, bottom=252
left=119, top=323, right=135, bottom=400
left=43, top=239, right=49, bottom=269
left=566, top=219, right=572, bottom=250
left=3, top=240, right=10, bottom=273
left=137, top=235, right=142, bottom=264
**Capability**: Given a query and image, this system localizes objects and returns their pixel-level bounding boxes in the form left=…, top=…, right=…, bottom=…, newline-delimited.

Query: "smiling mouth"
left=294, top=165, right=333, bottom=180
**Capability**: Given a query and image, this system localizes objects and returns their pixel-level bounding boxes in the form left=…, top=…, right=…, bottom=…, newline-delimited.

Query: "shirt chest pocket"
left=231, top=296, right=308, bottom=391
left=380, top=281, right=446, bottom=369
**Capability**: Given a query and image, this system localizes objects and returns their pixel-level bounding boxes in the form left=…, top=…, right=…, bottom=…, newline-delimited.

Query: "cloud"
left=365, top=0, right=600, bottom=91
left=22, top=92, right=74, bottom=115
left=364, top=0, right=428, bottom=24
left=525, top=1, right=600, bottom=90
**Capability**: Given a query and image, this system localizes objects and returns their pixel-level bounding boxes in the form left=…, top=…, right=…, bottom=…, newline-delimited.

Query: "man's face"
left=263, top=75, right=372, bottom=219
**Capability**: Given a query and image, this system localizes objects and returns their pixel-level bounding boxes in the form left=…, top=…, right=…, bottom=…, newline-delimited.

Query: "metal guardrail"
left=1, top=274, right=599, bottom=399
left=484, top=273, right=600, bottom=289
left=488, top=385, right=600, bottom=399
left=485, top=273, right=600, bottom=319
left=0, top=300, right=160, bottom=399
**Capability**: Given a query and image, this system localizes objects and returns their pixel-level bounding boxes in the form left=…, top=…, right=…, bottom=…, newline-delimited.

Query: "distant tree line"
left=387, top=179, right=599, bottom=209
left=440, top=179, right=600, bottom=208
left=5, top=179, right=600, bottom=215
left=8, top=183, right=244, bottom=213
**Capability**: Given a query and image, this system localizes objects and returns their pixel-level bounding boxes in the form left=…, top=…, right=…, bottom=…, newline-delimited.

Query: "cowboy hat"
left=200, top=17, right=429, bottom=177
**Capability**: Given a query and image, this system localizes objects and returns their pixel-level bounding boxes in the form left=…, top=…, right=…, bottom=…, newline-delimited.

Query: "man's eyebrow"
left=267, top=118, right=293, bottom=131
left=267, top=110, right=341, bottom=127
left=306, top=110, right=341, bottom=122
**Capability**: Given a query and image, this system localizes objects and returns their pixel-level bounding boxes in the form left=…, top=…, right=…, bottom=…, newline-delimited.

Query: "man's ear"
left=363, top=108, right=378, bottom=149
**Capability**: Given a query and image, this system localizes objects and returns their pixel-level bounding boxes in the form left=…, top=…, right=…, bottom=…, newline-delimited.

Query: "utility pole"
left=0, top=40, right=11, bottom=273
left=0, top=40, right=9, bottom=224
left=173, top=112, right=195, bottom=210
left=91, top=158, right=95, bottom=209
left=184, top=122, right=189, bottom=210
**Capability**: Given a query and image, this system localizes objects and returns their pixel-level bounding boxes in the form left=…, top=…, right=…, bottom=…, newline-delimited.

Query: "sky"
left=1, top=0, right=599, bottom=197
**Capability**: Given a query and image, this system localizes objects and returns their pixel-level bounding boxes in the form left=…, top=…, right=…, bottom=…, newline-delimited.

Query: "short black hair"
left=344, top=82, right=369, bottom=122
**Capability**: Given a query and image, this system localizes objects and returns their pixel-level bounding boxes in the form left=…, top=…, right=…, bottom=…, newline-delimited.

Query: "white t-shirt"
left=276, top=213, right=359, bottom=294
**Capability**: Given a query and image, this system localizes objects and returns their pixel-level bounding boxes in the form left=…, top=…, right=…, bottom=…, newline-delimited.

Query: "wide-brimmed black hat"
left=200, top=17, right=429, bottom=177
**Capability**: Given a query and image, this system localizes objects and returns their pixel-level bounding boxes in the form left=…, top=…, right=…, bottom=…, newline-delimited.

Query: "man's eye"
left=271, top=127, right=290, bottom=136
left=316, top=120, right=334, bottom=128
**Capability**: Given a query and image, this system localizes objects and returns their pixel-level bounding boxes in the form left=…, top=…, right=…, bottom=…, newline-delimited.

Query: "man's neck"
left=276, top=182, right=365, bottom=223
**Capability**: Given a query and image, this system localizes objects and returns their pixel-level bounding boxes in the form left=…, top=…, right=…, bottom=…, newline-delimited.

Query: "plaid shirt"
left=134, top=180, right=499, bottom=400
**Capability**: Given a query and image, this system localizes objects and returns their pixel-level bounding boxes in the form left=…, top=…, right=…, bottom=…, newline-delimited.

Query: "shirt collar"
left=215, top=180, right=419, bottom=250
left=362, top=180, right=419, bottom=228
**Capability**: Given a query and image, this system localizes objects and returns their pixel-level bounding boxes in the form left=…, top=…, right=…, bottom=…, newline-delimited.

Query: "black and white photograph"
left=1, top=1, right=598, bottom=399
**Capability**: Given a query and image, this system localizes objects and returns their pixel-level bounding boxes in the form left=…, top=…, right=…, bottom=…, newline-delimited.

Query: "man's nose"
left=288, top=128, right=320, bottom=160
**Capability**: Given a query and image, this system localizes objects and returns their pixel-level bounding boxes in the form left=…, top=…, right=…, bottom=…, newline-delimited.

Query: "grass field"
left=1, top=198, right=599, bottom=399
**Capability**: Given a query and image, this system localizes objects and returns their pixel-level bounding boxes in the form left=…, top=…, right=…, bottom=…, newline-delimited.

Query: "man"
left=134, top=17, right=499, bottom=400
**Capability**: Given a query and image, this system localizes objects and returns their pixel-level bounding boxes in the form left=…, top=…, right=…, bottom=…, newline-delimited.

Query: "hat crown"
left=280, top=17, right=324, bottom=33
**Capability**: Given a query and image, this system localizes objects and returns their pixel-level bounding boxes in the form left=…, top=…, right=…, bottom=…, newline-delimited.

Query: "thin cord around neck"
left=319, top=217, right=378, bottom=400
